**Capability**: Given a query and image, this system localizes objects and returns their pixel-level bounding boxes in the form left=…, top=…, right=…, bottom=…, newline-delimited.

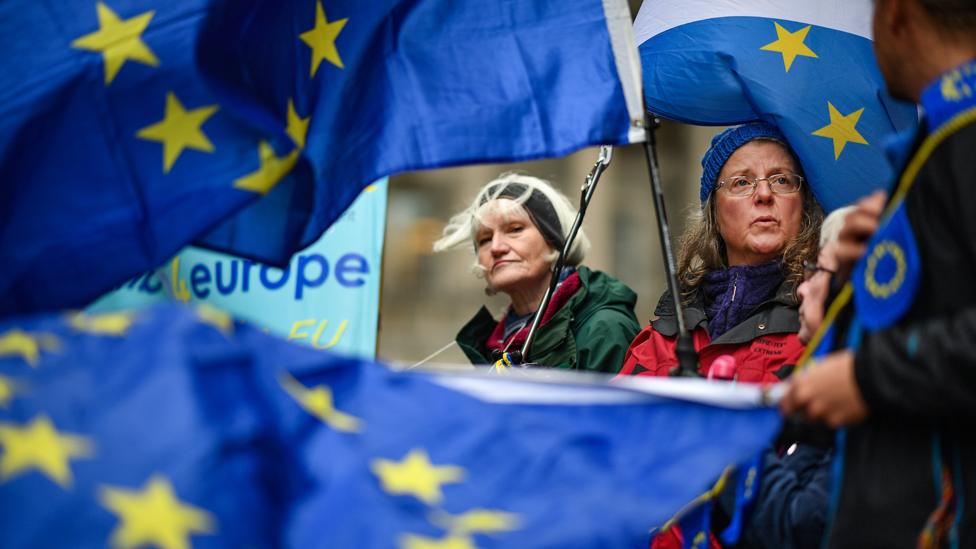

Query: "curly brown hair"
left=676, top=183, right=823, bottom=304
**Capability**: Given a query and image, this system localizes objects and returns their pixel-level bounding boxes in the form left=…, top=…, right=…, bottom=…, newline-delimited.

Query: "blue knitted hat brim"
left=699, top=122, right=789, bottom=206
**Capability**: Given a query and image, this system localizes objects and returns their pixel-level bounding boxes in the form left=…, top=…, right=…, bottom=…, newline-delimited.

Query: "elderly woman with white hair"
left=434, top=173, right=640, bottom=373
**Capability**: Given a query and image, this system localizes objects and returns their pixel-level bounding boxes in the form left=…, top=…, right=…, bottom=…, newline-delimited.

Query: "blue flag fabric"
left=852, top=205, right=921, bottom=331
left=677, top=499, right=712, bottom=549
left=0, top=308, right=286, bottom=548
left=634, top=0, right=918, bottom=212
left=0, top=0, right=644, bottom=317
left=0, top=304, right=780, bottom=548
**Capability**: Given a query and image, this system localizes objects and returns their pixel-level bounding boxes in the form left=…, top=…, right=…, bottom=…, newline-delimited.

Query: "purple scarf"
left=702, top=262, right=783, bottom=341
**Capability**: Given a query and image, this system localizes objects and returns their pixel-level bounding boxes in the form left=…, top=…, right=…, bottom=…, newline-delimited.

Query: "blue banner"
left=1, top=304, right=780, bottom=548
left=90, top=181, right=387, bottom=358
left=0, top=0, right=644, bottom=316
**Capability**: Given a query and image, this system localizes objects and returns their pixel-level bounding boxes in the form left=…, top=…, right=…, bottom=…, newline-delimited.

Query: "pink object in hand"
left=707, top=355, right=737, bottom=381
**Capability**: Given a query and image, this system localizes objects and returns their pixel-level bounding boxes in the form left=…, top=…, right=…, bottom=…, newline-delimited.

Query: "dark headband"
left=478, top=182, right=565, bottom=251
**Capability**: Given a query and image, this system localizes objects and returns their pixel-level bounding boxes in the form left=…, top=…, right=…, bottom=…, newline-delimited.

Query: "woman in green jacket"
left=433, top=173, right=639, bottom=373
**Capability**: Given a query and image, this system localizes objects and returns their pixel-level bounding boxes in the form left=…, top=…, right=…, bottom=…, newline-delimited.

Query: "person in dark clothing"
left=739, top=206, right=853, bottom=549
left=782, top=1, right=976, bottom=546
left=433, top=173, right=639, bottom=373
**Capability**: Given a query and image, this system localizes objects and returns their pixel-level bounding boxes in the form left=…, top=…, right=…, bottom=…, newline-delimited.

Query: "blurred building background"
left=378, top=121, right=720, bottom=365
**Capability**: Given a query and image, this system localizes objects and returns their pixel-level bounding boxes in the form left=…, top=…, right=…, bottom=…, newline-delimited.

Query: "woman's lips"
left=752, top=216, right=778, bottom=226
left=491, top=260, right=514, bottom=272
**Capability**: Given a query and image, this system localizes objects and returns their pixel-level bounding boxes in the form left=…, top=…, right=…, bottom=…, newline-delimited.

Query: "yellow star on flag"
left=233, top=141, right=299, bottom=195
left=400, top=534, right=478, bottom=549
left=811, top=102, right=869, bottom=159
left=69, top=312, right=135, bottom=336
left=100, top=475, right=216, bottom=549
left=371, top=448, right=465, bottom=505
left=280, top=374, right=362, bottom=432
left=0, top=330, right=57, bottom=367
left=195, top=305, right=233, bottom=335
left=71, top=2, right=159, bottom=85
left=0, top=375, right=14, bottom=408
left=300, top=0, right=348, bottom=76
left=430, top=509, right=521, bottom=536
left=137, top=92, right=219, bottom=173
left=760, top=22, right=818, bottom=72
left=286, top=99, right=310, bottom=149
left=0, top=415, right=94, bottom=488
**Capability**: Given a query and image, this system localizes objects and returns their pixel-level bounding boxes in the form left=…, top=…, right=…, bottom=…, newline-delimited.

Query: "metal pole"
left=517, top=145, right=613, bottom=364
left=641, top=115, right=700, bottom=377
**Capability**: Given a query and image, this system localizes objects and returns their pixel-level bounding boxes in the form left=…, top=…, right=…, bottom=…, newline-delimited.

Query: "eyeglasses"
left=717, top=173, right=804, bottom=197
left=802, top=260, right=834, bottom=282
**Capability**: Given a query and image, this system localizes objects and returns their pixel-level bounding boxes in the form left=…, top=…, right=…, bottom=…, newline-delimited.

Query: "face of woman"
left=714, top=141, right=804, bottom=266
left=797, top=242, right=839, bottom=344
left=475, top=200, right=554, bottom=297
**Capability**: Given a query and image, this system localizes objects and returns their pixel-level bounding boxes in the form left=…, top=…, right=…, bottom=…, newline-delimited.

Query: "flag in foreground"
left=0, top=304, right=778, bottom=547
left=635, top=0, right=918, bottom=211
left=0, top=0, right=644, bottom=316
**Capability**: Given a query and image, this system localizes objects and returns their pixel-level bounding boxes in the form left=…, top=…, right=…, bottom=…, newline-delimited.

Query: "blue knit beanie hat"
left=699, top=122, right=788, bottom=206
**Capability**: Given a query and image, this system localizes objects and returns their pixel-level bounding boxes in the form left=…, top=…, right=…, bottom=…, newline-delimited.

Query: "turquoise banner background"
left=90, top=181, right=388, bottom=359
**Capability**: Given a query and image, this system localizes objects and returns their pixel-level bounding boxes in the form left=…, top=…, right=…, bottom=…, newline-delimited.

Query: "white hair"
left=820, top=205, right=856, bottom=248
left=432, top=173, right=590, bottom=277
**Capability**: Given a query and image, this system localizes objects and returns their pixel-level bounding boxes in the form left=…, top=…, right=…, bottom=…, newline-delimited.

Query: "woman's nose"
left=753, top=179, right=774, bottom=202
left=489, top=235, right=509, bottom=254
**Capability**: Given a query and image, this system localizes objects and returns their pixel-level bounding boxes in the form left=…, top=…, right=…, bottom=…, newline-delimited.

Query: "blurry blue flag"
left=0, top=304, right=780, bottom=547
left=0, top=0, right=645, bottom=317
left=852, top=188, right=921, bottom=331
left=635, top=0, right=918, bottom=211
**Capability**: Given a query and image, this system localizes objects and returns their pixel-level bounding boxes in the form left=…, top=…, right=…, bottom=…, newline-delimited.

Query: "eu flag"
left=634, top=0, right=918, bottom=211
left=0, top=307, right=284, bottom=547
left=0, top=0, right=645, bottom=316
left=1, top=304, right=780, bottom=547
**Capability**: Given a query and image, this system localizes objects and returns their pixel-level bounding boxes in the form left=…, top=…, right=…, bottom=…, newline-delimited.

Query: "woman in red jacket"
left=617, top=122, right=823, bottom=383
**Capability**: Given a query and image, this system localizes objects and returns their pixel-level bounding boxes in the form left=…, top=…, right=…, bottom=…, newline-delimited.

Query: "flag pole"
left=513, top=146, right=613, bottom=365
left=641, top=115, right=700, bottom=377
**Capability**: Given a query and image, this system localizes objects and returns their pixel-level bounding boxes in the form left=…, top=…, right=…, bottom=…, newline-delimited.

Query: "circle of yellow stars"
left=758, top=20, right=870, bottom=160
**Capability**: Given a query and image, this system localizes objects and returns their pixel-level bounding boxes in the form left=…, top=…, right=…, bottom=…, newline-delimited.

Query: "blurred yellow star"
left=280, top=375, right=362, bottom=432
left=812, top=102, right=869, bottom=159
left=300, top=0, right=348, bottom=76
left=137, top=92, right=219, bottom=173
left=371, top=448, right=465, bottom=505
left=0, top=415, right=94, bottom=488
left=71, top=2, right=159, bottom=84
left=69, top=312, right=135, bottom=336
left=100, top=475, right=216, bottom=549
left=430, top=509, right=521, bottom=536
left=196, top=305, right=233, bottom=335
left=286, top=99, right=310, bottom=149
left=233, top=141, right=299, bottom=195
left=400, top=534, right=477, bottom=549
left=760, top=21, right=818, bottom=72
left=0, top=375, right=14, bottom=408
left=0, top=330, right=57, bottom=367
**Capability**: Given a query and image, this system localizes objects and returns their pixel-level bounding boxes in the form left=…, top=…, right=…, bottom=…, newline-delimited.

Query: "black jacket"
left=828, top=118, right=976, bottom=547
